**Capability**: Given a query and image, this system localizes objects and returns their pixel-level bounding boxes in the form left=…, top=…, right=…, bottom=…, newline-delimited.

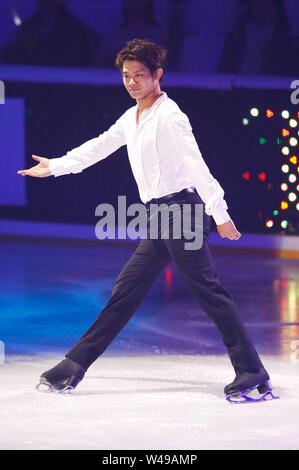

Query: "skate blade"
left=35, top=377, right=74, bottom=394
left=226, top=383, right=280, bottom=404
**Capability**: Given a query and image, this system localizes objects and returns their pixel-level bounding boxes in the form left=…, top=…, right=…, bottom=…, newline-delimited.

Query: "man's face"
left=122, top=60, right=160, bottom=100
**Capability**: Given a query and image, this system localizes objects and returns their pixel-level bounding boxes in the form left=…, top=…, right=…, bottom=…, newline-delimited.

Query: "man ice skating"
left=17, top=39, right=277, bottom=403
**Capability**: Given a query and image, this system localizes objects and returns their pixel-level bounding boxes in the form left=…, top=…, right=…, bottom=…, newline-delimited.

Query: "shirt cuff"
left=48, top=157, right=68, bottom=177
left=209, top=207, right=231, bottom=225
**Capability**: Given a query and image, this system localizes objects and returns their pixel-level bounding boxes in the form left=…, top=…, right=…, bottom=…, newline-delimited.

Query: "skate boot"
left=36, top=358, right=86, bottom=393
left=225, top=367, right=280, bottom=403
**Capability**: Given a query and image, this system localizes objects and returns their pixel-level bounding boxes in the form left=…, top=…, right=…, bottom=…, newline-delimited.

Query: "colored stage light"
left=259, top=137, right=267, bottom=145
left=250, top=108, right=259, bottom=117
left=290, top=156, right=297, bottom=164
left=281, top=220, right=288, bottom=229
left=282, top=147, right=289, bottom=155
left=290, top=137, right=298, bottom=146
left=242, top=172, right=250, bottom=180
left=289, top=174, right=297, bottom=183
left=281, top=201, right=288, bottom=209
left=266, top=219, right=274, bottom=228
left=281, top=164, right=289, bottom=173
left=266, top=109, right=274, bottom=118
left=297, top=184, right=299, bottom=191
left=288, top=192, right=297, bottom=202
left=281, top=110, right=290, bottom=119
left=281, top=183, right=288, bottom=191
left=273, top=210, right=279, bottom=215
left=242, top=118, right=249, bottom=125
left=290, top=119, right=298, bottom=128
left=258, top=172, right=266, bottom=181
left=282, top=129, right=290, bottom=137
left=296, top=203, right=299, bottom=211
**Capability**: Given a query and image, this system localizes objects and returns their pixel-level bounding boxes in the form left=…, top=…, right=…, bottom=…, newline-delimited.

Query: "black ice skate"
left=225, top=367, right=280, bottom=403
left=36, top=358, right=86, bottom=393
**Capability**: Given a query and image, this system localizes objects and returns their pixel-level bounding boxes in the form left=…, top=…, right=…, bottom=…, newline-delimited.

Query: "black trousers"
left=66, top=189, right=264, bottom=374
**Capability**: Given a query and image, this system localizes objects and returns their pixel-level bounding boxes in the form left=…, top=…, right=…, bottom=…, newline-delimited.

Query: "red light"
left=258, top=172, right=266, bottom=181
left=266, top=109, right=274, bottom=118
left=165, top=269, right=172, bottom=282
left=282, top=128, right=290, bottom=137
left=242, top=172, right=250, bottom=180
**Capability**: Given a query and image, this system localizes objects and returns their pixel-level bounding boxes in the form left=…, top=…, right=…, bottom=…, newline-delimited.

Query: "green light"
left=277, top=138, right=282, bottom=145
left=273, top=210, right=279, bottom=216
left=259, top=137, right=267, bottom=145
left=242, top=118, right=249, bottom=125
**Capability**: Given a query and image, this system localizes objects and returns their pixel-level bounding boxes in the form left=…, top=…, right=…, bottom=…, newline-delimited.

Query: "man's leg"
left=66, top=238, right=171, bottom=370
left=164, top=226, right=264, bottom=374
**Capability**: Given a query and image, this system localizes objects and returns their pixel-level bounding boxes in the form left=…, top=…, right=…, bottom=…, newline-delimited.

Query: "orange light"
left=282, top=129, right=290, bottom=137
left=281, top=201, right=289, bottom=210
left=266, top=109, right=274, bottom=118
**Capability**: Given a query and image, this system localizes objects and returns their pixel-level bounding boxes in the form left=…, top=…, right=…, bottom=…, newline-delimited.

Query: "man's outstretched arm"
left=17, top=116, right=126, bottom=178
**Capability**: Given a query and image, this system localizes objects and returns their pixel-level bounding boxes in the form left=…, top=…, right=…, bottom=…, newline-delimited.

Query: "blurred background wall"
left=1, top=0, right=299, bottom=239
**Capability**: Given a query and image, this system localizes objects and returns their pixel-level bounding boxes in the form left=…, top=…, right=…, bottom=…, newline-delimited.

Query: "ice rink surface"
left=0, top=353, right=298, bottom=450
left=0, top=241, right=299, bottom=450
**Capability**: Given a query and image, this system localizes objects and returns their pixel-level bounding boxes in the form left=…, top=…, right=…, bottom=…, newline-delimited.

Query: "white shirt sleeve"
left=165, top=112, right=231, bottom=225
left=49, top=115, right=126, bottom=177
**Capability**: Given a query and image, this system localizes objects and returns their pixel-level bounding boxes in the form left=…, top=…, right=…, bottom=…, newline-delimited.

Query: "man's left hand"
left=217, top=219, right=241, bottom=240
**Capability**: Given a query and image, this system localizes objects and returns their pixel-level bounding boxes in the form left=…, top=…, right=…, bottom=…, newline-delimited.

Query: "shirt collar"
left=135, top=91, right=167, bottom=127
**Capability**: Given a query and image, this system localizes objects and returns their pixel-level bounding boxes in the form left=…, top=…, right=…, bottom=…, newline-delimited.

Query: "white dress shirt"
left=49, top=91, right=230, bottom=225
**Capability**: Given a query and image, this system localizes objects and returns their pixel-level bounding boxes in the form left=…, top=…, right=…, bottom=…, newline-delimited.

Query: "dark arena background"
left=0, top=0, right=299, bottom=454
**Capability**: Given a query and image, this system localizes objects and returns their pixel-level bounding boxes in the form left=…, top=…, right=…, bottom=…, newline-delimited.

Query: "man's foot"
left=224, top=367, right=279, bottom=403
left=36, top=358, right=86, bottom=393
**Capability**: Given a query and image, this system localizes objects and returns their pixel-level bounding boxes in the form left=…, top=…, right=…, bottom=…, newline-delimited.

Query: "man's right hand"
left=17, top=155, right=51, bottom=177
